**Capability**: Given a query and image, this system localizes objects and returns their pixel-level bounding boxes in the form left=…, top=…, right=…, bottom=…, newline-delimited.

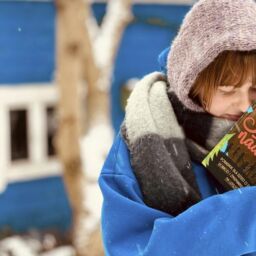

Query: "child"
left=99, top=0, right=256, bottom=255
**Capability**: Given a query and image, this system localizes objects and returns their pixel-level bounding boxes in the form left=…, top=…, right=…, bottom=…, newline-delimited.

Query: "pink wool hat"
left=167, top=0, right=256, bottom=112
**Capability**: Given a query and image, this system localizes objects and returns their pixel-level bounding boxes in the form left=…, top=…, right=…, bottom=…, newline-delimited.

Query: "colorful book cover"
left=202, top=101, right=256, bottom=191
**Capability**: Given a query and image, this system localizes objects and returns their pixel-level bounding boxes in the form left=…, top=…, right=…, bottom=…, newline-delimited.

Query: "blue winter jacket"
left=99, top=48, right=256, bottom=255
left=99, top=131, right=256, bottom=256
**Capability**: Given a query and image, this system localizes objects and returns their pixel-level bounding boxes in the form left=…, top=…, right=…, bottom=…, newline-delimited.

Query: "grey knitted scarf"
left=121, top=72, right=235, bottom=216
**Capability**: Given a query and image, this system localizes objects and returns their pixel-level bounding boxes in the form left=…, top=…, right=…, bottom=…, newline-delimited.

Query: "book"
left=202, top=101, right=256, bottom=191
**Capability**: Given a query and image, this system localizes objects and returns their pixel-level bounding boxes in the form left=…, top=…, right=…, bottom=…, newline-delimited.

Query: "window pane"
left=46, top=106, right=57, bottom=156
left=10, top=109, right=28, bottom=161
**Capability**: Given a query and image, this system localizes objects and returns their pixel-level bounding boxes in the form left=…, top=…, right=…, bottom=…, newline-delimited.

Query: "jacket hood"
left=167, top=0, right=256, bottom=112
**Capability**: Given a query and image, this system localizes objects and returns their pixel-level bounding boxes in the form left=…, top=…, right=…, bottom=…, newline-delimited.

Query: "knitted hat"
left=167, top=0, right=256, bottom=112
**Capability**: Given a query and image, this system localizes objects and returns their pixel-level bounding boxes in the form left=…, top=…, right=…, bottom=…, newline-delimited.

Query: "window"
left=46, top=106, right=57, bottom=157
left=1, top=84, right=61, bottom=182
left=10, top=109, right=29, bottom=161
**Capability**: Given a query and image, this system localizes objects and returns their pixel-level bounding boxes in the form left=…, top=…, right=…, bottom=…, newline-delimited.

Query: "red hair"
left=189, top=50, right=256, bottom=110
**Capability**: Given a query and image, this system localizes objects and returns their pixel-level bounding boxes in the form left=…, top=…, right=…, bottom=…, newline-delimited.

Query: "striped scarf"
left=121, top=72, right=235, bottom=216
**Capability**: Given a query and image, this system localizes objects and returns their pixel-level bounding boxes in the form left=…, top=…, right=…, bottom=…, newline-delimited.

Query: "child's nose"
left=237, top=93, right=251, bottom=113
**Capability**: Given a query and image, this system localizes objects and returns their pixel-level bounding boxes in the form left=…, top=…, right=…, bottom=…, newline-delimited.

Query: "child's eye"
left=218, top=85, right=235, bottom=95
left=219, top=89, right=235, bottom=95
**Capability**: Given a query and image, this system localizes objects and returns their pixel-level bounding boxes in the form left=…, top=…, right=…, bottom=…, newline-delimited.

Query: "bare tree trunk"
left=55, top=0, right=133, bottom=255
left=84, top=222, right=104, bottom=256
left=55, top=0, right=89, bottom=255
left=84, top=0, right=133, bottom=130
left=82, top=1, right=132, bottom=254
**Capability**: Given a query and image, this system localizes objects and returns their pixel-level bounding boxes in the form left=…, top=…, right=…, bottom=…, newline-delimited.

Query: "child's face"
left=205, top=77, right=256, bottom=121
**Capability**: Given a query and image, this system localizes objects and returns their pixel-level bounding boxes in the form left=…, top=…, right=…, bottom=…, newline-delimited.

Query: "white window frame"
left=0, top=83, right=62, bottom=185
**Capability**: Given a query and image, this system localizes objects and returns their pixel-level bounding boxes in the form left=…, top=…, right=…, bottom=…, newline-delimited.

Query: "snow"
left=0, top=236, right=37, bottom=256
left=88, top=0, right=133, bottom=91
left=80, top=122, right=114, bottom=235
left=80, top=123, right=114, bottom=181
left=238, top=188, right=243, bottom=194
left=94, top=0, right=133, bottom=68
left=40, top=246, right=75, bottom=256
left=0, top=235, right=75, bottom=256
left=172, top=143, right=178, bottom=156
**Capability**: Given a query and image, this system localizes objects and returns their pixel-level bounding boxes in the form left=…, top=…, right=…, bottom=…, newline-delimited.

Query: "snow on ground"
left=0, top=235, right=75, bottom=256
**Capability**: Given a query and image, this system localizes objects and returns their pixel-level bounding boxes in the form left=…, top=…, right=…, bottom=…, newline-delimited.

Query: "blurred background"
left=0, top=0, right=195, bottom=255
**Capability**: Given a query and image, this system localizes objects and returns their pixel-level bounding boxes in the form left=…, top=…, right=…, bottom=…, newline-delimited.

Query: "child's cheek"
left=209, top=95, right=230, bottom=116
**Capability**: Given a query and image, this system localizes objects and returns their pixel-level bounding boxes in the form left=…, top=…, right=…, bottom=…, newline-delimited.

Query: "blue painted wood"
left=0, top=1, right=55, bottom=84
left=0, top=1, right=105, bottom=232
left=111, top=4, right=191, bottom=133
left=0, top=176, right=72, bottom=232
left=0, top=1, right=73, bottom=232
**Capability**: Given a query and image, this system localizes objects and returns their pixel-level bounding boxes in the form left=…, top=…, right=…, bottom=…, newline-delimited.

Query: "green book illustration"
left=202, top=101, right=256, bottom=191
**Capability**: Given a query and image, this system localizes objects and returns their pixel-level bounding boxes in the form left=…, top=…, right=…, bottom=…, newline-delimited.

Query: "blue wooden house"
left=0, top=0, right=71, bottom=233
left=0, top=0, right=192, bottom=233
